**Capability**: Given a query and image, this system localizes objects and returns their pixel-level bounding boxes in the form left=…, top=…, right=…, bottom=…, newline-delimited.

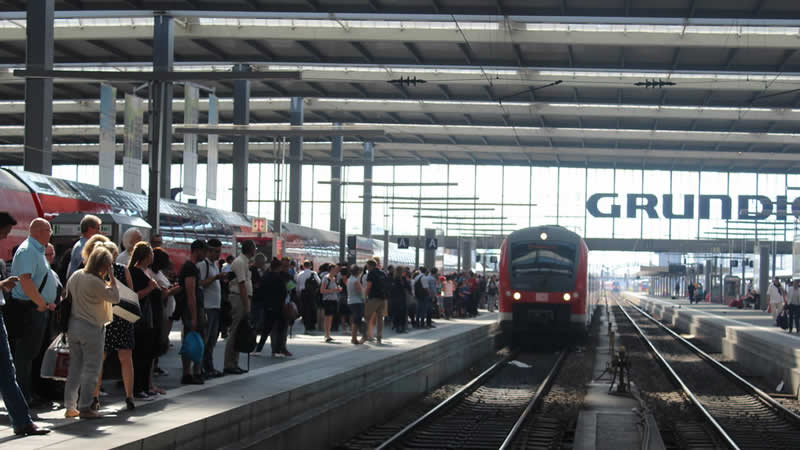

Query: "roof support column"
left=153, top=15, right=174, bottom=200
left=232, top=64, right=251, bottom=214
left=24, top=0, right=54, bottom=175
left=147, top=15, right=174, bottom=234
left=330, top=130, right=343, bottom=232
left=362, top=141, right=374, bottom=238
left=288, top=97, right=303, bottom=224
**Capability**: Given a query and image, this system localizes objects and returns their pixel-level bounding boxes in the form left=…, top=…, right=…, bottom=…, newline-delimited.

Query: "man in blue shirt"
left=0, top=212, right=49, bottom=436
left=66, top=214, right=101, bottom=278
left=9, top=218, right=57, bottom=406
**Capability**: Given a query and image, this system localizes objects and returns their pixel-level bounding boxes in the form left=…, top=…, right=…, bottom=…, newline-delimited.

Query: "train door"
left=233, top=233, right=273, bottom=259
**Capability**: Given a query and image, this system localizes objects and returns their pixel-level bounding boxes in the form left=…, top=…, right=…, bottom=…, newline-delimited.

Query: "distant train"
left=0, top=168, right=423, bottom=272
left=498, top=225, right=593, bottom=337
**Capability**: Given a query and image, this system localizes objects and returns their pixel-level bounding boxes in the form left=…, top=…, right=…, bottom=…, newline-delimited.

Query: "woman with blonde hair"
left=64, top=246, right=119, bottom=419
left=82, top=237, right=137, bottom=412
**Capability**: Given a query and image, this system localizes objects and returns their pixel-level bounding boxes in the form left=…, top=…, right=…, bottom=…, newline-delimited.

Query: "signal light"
left=513, top=292, right=521, bottom=300
left=563, top=293, right=571, bottom=301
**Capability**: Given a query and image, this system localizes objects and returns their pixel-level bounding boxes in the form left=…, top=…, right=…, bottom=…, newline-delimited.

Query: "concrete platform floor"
left=0, top=312, right=497, bottom=449
left=635, top=293, right=800, bottom=340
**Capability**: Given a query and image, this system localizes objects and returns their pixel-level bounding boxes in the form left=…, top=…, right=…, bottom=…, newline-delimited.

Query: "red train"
left=0, top=168, right=418, bottom=274
left=498, top=225, right=593, bottom=337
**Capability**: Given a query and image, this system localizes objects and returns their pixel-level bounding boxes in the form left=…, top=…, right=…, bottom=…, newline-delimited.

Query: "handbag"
left=40, top=333, right=70, bottom=381
left=777, top=308, right=789, bottom=330
left=113, top=279, right=141, bottom=323
left=283, top=301, right=299, bottom=322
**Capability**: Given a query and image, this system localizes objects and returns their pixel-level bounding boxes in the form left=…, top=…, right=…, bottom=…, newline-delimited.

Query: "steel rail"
left=498, top=349, right=568, bottom=450
left=622, top=297, right=800, bottom=426
left=615, top=299, right=740, bottom=450
left=374, top=352, right=514, bottom=450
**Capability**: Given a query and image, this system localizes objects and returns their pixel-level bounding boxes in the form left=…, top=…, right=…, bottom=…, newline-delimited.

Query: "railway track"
left=617, top=297, right=800, bottom=450
left=373, top=351, right=567, bottom=450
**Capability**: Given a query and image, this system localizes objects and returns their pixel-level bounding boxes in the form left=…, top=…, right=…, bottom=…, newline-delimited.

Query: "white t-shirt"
left=767, top=283, right=784, bottom=305
left=116, top=250, right=130, bottom=266
left=197, top=258, right=222, bottom=309
left=148, top=268, right=175, bottom=316
left=229, top=254, right=252, bottom=296
left=787, top=286, right=800, bottom=306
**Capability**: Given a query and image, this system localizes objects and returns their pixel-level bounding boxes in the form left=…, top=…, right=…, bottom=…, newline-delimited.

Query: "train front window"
left=510, top=242, right=576, bottom=290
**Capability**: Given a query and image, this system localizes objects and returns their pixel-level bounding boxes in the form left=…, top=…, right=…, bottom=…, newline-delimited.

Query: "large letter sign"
left=586, top=193, right=620, bottom=218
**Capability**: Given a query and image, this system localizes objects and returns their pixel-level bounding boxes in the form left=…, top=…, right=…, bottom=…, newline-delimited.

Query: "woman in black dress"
left=128, top=242, right=159, bottom=401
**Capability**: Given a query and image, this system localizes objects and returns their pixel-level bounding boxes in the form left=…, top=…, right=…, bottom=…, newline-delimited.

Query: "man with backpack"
left=296, top=260, right=320, bottom=334
left=362, top=259, right=388, bottom=344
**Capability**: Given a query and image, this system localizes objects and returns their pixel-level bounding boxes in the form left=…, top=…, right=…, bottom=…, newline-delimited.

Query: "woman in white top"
left=346, top=265, right=364, bottom=345
left=64, top=246, right=120, bottom=419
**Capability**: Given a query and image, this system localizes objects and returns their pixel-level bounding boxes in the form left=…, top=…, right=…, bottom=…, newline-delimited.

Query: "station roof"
left=2, top=1, right=800, bottom=172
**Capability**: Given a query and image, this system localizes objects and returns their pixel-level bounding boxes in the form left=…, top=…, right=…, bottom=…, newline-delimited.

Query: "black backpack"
left=303, top=274, right=321, bottom=305
left=369, top=270, right=390, bottom=299
left=414, top=276, right=426, bottom=300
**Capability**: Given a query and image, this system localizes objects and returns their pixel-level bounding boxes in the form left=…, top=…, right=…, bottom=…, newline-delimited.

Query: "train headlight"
left=513, top=292, right=521, bottom=300
left=563, top=293, right=571, bottom=301
left=539, top=232, right=548, bottom=240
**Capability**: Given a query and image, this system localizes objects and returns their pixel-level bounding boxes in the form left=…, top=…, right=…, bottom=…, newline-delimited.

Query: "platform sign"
left=206, top=94, right=219, bottom=201
left=251, top=217, right=267, bottom=233
left=397, top=237, right=409, bottom=249
left=425, top=237, right=438, bottom=250
left=183, top=85, right=199, bottom=196
left=122, top=93, right=144, bottom=194
left=98, top=83, right=116, bottom=190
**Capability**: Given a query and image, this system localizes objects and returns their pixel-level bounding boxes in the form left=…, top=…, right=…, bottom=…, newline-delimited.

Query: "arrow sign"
left=397, top=237, right=409, bottom=249
left=425, top=237, right=438, bottom=250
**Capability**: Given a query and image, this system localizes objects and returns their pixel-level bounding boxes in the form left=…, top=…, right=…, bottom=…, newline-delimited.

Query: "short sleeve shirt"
left=366, top=269, right=385, bottom=299
left=179, top=260, right=203, bottom=308
left=10, top=236, right=57, bottom=304
left=229, top=254, right=252, bottom=296
left=197, top=258, right=222, bottom=309
left=424, top=274, right=437, bottom=297
left=67, top=236, right=87, bottom=278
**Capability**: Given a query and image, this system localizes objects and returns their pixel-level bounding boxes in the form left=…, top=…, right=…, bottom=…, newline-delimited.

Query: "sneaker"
left=181, top=375, right=203, bottom=385
left=325, top=337, right=334, bottom=343
left=79, top=410, right=103, bottom=420
left=14, top=424, right=51, bottom=435
left=282, top=351, right=293, bottom=357
left=134, top=392, right=155, bottom=401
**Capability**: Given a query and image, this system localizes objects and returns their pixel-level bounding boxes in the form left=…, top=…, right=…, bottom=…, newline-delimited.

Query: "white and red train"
left=498, top=225, right=594, bottom=336
left=0, top=168, right=418, bottom=272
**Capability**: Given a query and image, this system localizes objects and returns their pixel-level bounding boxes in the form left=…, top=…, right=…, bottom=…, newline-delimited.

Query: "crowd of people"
left=0, top=211, right=501, bottom=435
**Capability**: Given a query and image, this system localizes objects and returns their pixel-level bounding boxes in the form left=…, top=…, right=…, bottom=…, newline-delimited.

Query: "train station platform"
left=0, top=313, right=499, bottom=450
left=622, top=292, right=800, bottom=398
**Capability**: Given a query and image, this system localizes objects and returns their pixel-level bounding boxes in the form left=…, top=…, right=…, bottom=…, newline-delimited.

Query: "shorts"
left=349, top=303, right=364, bottom=325
left=365, top=298, right=386, bottom=319
left=182, top=302, right=206, bottom=335
left=323, top=300, right=338, bottom=316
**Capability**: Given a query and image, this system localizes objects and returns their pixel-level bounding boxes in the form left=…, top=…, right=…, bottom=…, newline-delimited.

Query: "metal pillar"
left=362, top=142, right=374, bottom=238
left=288, top=97, right=303, bottom=224
left=24, top=0, right=54, bottom=175
left=330, top=131, right=343, bottom=231
left=147, top=15, right=175, bottom=233
left=463, top=240, right=474, bottom=273
left=705, top=260, right=712, bottom=302
left=338, top=218, right=346, bottom=264
left=383, top=230, right=390, bottom=269
left=153, top=15, right=174, bottom=200
left=231, top=64, right=251, bottom=214
left=424, top=228, right=436, bottom=269
left=759, top=245, right=770, bottom=310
